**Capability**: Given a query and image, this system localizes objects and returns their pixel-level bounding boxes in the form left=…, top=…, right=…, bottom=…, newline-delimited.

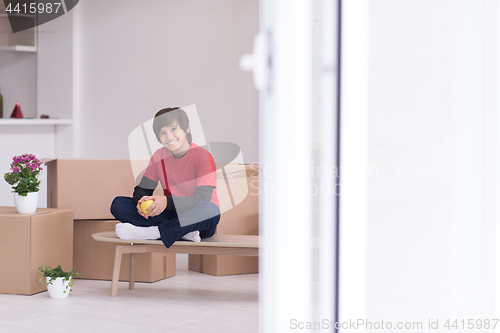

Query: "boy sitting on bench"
left=110, top=107, right=221, bottom=248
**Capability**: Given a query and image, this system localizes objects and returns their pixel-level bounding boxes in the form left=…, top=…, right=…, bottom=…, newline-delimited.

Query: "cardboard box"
left=0, top=207, right=73, bottom=295
left=43, top=159, right=140, bottom=220
left=43, top=158, right=250, bottom=221
left=189, top=164, right=259, bottom=276
left=74, top=219, right=176, bottom=282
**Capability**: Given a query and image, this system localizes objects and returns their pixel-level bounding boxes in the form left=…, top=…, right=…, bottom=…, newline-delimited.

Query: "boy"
left=110, top=107, right=220, bottom=248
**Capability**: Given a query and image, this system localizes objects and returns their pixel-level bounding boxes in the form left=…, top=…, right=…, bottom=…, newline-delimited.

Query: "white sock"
left=181, top=230, right=201, bottom=242
left=115, top=223, right=160, bottom=240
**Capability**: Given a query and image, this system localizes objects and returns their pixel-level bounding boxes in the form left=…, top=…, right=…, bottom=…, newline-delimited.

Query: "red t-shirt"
left=143, top=143, right=219, bottom=208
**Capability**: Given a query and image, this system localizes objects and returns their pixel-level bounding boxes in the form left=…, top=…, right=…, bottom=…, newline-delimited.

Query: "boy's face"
left=159, top=121, right=190, bottom=157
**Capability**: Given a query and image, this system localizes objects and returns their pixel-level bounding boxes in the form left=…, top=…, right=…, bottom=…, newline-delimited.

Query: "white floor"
left=0, top=254, right=259, bottom=333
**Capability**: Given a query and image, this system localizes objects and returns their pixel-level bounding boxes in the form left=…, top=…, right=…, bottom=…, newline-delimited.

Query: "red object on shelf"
left=10, top=101, right=23, bottom=119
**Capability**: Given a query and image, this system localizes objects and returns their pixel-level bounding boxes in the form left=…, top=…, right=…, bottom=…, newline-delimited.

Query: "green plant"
left=38, top=265, right=79, bottom=293
left=4, top=154, right=43, bottom=196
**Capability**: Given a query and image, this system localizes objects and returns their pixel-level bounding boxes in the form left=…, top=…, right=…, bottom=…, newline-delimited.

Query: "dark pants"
left=110, top=196, right=220, bottom=248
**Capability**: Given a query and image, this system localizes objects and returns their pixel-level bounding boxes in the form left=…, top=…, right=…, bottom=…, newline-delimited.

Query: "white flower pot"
left=46, top=277, right=72, bottom=299
left=13, top=192, right=38, bottom=214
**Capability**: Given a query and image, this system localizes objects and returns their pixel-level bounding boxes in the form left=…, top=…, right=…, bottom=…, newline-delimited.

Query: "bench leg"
left=111, top=245, right=124, bottom=297
left=129, top=253, right=136, bottom=290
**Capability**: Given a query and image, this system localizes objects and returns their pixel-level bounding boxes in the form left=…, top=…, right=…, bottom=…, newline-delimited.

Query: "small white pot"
left=13, top=192, right=38, bottom=214
left=46, top=277, right=72, bottom=299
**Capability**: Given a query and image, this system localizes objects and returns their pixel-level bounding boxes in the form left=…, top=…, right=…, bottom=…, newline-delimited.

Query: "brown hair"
left=153, top=107, right=192, bottom=144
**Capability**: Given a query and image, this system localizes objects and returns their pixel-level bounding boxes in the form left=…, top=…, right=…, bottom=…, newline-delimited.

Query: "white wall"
left=38, top=10, right=73, bottom=120
left=76, top=0, right=259, bottom=162
left=38, top=9, right=75, bottom=158
left=0, top=52, right=37, bottom=118
left=368, top=0, right=496, bottom=327
left=0, top=0, right=258, bottom=206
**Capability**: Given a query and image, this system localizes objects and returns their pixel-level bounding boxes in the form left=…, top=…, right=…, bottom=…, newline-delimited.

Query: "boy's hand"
left=136, top=197, right=148, bottom=218
left=137, top=196, right=167, bottom=219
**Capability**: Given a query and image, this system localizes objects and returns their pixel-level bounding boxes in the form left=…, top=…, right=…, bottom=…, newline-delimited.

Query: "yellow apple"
left=140, top=199, right=154, bottom=214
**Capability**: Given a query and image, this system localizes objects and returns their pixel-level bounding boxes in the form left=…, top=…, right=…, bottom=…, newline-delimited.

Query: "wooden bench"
left=91, top=231, right=259, bottom=296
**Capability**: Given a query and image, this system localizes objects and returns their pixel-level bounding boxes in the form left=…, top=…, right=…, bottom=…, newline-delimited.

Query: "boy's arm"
left=165, top=186, right=215, bottom=214
left=132, top=176, right=157, bottom=205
